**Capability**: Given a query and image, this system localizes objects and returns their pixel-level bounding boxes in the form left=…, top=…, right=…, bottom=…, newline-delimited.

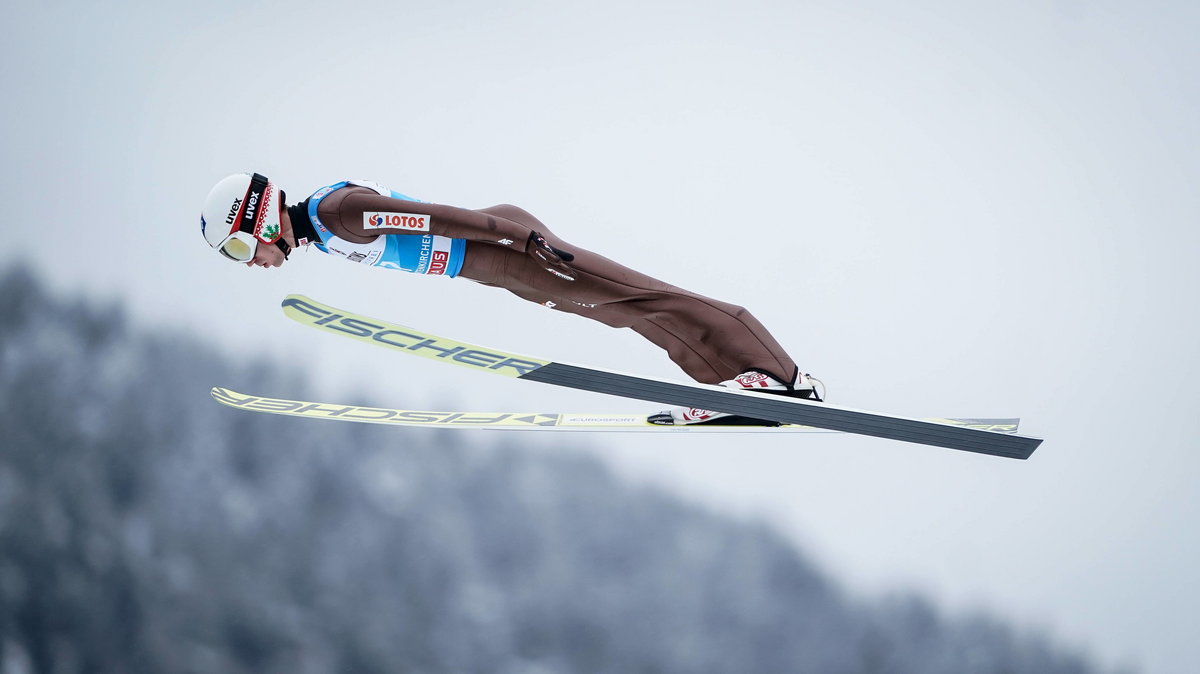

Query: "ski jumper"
left=288, top=181, right=800, bottom=386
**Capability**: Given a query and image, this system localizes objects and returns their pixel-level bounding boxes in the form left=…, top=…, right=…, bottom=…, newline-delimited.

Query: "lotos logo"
left=363, top=211, right=431, bottom=232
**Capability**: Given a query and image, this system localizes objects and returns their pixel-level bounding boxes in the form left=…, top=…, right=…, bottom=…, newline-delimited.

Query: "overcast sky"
left=3, top=1, right=1197, bottom=671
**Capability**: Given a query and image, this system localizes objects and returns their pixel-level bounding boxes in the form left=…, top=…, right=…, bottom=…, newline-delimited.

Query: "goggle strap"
left=237, top=173, right=271, bottom=236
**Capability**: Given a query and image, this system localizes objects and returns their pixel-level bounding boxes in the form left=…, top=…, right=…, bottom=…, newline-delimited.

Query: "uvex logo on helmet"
left=225, top=197, right=243, bottom=226
left=243, top=190, right=261, bottom=226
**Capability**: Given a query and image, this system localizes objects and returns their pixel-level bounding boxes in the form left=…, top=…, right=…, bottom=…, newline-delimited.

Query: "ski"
left=278, top=294, right=1043, bottom=459
left=212, top=387, right=1022, bottom=434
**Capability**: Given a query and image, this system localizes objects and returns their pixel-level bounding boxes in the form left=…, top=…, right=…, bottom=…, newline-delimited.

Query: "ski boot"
left=647, top=371, right=824, bottom=426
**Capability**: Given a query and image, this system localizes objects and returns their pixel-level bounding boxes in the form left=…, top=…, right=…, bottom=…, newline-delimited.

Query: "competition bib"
left=305, top=180, right=465, bottom=277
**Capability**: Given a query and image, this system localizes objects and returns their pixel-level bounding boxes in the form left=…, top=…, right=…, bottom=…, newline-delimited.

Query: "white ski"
left=275, top=295, right=1043, bottom=459
left=212, top=387, right=1022, bottom=435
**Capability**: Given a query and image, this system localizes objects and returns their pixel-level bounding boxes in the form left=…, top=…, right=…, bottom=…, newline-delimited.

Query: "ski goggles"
left=215, top=230, right=259, bottom=263
left=213, top=173, right=283, bottom=263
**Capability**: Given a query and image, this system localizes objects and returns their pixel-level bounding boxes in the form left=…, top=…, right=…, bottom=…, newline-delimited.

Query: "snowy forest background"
left=0, top=263, right=1123, bottom=673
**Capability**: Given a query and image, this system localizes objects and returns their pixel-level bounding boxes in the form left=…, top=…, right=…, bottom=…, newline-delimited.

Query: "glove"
left=528, top=232, right=577, bottom=281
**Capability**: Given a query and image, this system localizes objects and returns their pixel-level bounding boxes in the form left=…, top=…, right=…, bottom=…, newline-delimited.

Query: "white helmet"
left=200, top=173, right=289, bottom=262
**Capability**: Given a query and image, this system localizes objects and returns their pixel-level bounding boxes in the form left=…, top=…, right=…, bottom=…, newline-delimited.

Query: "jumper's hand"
left=528, top=232, right=577, bottom=281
